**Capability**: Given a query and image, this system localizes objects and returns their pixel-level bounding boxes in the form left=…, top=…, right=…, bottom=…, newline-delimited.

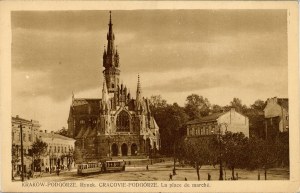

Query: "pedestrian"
left=146, top=165, right=149, bottom=171
left=208, top=173, right=211, bottom=181
left=173, top=168, right=176, bottom=175
left=236, top=172, right=238, bottom=180
left=184, top=177, right=187, bottom=181
left=169, top=173, right=173, bottom=181
left=56, top=167, right=60, bottom=176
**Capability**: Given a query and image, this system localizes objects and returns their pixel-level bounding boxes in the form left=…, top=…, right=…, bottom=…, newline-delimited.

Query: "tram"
left=104, top=160, right=126, bottom=172
left=77, top=162, right=103, bottom=175
left=77, top=160, right=125, bottom=175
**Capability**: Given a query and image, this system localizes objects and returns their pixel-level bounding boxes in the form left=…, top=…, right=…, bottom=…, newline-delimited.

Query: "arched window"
left=116, top=110, right=130, bottom=132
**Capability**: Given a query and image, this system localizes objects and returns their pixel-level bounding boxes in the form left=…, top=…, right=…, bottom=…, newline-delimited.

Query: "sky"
left=11, top=10, right=288, bottom=132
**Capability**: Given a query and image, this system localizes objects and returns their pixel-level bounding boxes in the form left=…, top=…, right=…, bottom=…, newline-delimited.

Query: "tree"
left=182, top=137, right=213, bottom=180
left=55, top=127, right=68, bottom=137
left=221, top=131, right=249, bottom=179
left=250, top=99, right=265, bottom=111
left=185, top=94, right=211, bottom=120
left=31, top=138, right=48, bottom=171
left=230, top=98, right=247, bottom=113
left=149, top=96, right=189, bottom=156
left=149, top=95, right=168, bottom=112
left=211, top=104, right=223, bottom=113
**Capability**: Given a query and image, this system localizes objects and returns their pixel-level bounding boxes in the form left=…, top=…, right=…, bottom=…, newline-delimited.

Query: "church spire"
left=107, top=10, right=115, bottom=57
left=136, top=74, right=142, bottom=102
left=102, top=11, right=120, bottom=94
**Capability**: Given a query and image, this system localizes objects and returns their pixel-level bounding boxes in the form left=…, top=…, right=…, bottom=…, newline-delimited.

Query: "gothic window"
left=116, top=110, right=130, bottom=132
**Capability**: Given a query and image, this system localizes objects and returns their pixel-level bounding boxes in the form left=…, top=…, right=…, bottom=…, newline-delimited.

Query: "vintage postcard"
left=0, top=1, right=299, bottom=193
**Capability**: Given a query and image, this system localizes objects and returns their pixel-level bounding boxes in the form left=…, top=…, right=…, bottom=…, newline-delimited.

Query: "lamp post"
left=218, top=125, right=223, bottom=181
left=19, top=124, right=24, bottom=182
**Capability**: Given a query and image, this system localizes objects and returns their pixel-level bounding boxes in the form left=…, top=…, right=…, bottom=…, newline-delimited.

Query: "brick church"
left=67, top=12, right=160, bottom=161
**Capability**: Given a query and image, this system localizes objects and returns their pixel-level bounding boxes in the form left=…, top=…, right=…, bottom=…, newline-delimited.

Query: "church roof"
left=71, top=98, right=101, bottom=115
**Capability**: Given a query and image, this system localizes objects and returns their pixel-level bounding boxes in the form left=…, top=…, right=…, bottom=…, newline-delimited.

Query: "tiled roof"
left=186, top=111, right=227, bottom=125
left=200, top=112, right=227, bottom=122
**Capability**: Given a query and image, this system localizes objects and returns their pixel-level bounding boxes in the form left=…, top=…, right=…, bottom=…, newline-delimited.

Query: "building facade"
left=12, top=115, right=40, bottom=175
left=38, top=131, right=75, bottom=172
left=67, top=12, right=160, bottom=161
left=12, top=115, right=75, bottom=176
left=264, top=97, right=289, bottom=137
left=185, top=108, right=249, bottom=138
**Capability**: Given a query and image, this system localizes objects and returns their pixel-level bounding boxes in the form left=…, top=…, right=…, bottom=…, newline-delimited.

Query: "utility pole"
left=219, top=125, right=223, bottom=180
left=19, top=124, right=24, bottom=182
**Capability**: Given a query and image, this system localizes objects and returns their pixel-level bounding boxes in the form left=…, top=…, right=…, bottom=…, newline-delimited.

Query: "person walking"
left=146, top=165, right=149, bottom=171
left=56, top=167, right=60, bottom=176
left=184, top=177, right=187, bottom=181
left=169, top=173, right=173, bottom=181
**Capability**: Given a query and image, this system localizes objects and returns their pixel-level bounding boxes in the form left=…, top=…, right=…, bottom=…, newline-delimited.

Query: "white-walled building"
left=37, top=131, right=75, bottom=172
left=186, top=108, right=249, bottom=138
left=12, top=115, right=75, bottom=176
left=264, top=97, right=289, bottom=133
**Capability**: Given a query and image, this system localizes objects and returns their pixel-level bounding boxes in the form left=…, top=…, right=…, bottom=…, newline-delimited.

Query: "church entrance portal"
left=112, top=143, right=118, bottom=156
left=131, top=143, right=138, bottom=156
left=121, top=143, right=128, bottom=156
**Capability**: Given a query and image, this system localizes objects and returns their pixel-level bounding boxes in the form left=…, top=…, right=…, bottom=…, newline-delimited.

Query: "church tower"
left=103, top=11, right=120, bottom=94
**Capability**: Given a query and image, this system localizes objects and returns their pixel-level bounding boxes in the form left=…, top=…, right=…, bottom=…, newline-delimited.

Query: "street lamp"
left=18, top=124, right=24, bottom=182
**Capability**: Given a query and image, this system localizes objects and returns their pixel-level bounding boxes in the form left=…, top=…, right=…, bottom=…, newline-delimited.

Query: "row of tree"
left=149, top=94, right=288, bottom=180
left=177, top=131, right=288, bottom=180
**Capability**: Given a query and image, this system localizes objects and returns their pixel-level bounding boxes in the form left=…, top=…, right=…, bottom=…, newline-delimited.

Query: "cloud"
left=11, top=10, right=288, bottom=131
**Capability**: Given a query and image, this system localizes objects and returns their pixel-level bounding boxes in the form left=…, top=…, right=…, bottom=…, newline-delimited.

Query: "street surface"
left=17, top=160, right=289, bottom=182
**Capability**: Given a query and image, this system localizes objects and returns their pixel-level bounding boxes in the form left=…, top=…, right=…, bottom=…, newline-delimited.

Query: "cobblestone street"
left=14, top=160, right=289, bottom=182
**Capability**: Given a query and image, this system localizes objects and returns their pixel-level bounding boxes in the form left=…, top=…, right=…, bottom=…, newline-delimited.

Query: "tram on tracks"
left=77, top=160, right=125, bottom=175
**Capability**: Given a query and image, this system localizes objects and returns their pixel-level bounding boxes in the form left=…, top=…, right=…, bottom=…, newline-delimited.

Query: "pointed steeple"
left=102, top=11, right=120, bottom=94
left=107, top=10, right=115, bottom=56
left=136, top=74, right=142, bottom=102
